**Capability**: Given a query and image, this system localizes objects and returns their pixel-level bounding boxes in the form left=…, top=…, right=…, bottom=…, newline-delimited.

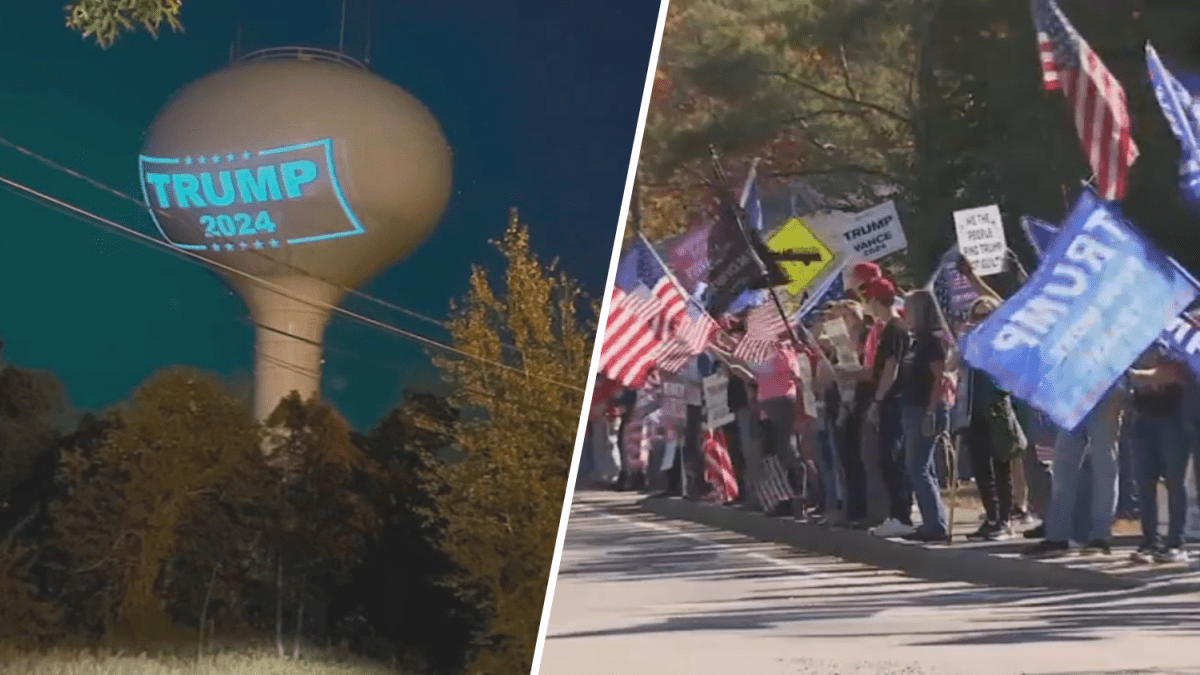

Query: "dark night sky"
left=0, top=0, right=658, bottom=430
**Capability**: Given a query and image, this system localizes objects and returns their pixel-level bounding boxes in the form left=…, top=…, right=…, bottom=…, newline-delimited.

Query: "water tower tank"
left=139, top=47, right=453, bottom=421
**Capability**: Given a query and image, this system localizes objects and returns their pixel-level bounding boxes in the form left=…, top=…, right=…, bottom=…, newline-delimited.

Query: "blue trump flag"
left=1020, top=215, right=1059, bottom=259
left=739, top=161, right=764, bottom=232
left=1146, top=43, right=1200, bottom=216
left=961, top=189, right=1199, bottom=430
left=1021, top=212, right=1200, bottom=382
left=796, top=264, right=846, bottom=326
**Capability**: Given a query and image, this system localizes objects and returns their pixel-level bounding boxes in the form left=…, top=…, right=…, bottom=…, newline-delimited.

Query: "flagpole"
left=711, top=147, right=829, bottom=511
left=708, top=149, right=833, bottom=365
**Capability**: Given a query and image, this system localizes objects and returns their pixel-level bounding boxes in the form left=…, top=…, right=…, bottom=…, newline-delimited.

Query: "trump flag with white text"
left=962, top=189, right=1199, bottom=430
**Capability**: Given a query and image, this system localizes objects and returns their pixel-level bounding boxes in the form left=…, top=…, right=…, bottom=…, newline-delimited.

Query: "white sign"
left=839, top=201, right=907, bottom=263
left=702, top=373, right=735, bottom=429
left=821, top=317, right=859, bottom=367
left=953, top=204, right=1007, bottom=277
left=795, top=350, right=817, bottom=418
left=661, top=396, right=687, bottom=422
left=662, top=382, right=686, bottom=400
left=661, top=381, right=687, bottom=423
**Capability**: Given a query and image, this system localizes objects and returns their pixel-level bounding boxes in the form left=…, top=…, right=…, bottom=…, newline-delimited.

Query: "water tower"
left=138, top=47, right=453, bottom=420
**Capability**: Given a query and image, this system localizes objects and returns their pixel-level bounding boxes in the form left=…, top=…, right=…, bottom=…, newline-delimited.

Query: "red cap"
left=852, top=262, right=883, bottom=282
left=863, top=277, right=896, bottom=301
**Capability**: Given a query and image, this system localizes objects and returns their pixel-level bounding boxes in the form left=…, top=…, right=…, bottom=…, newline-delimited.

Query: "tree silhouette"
left=49, top=366, right=260, bottom=643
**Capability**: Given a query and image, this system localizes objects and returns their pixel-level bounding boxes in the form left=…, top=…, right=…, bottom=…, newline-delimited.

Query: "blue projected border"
left=137, top=138, right=365, bottom=250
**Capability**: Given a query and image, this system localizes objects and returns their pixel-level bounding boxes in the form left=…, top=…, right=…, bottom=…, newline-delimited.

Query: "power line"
left=0, top=133, right=529, bottom=358
left=0, top=173, right=586, bottom=394
left=242, top=317, right=584, bottom=419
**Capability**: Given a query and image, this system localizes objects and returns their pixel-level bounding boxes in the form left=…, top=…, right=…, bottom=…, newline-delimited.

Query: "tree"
left=0, top=360, right=70, bottom=480
left=423, top=209, right=592, bottom=675
left=636, top=0, right=961, bottom=281
left=49, top=366, right=260, bottom=643
left=65, top=0, right=183, bottom=48
left=355, top=391, right=487, bottom=674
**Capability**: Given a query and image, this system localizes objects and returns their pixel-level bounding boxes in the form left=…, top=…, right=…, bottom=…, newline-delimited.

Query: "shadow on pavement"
left=550, top=492, right=1200, bottom=651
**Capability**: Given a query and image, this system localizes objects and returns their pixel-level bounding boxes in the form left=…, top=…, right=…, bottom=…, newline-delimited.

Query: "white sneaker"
left=870, top=518, right=916, bottom=538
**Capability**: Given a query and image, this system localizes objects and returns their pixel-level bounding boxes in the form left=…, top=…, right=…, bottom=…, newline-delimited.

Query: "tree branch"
left=762, top=70, right=912, bottom=127
left=838, top=44, right=860, bottom=102
left=638, top=164, right=900, bottom=191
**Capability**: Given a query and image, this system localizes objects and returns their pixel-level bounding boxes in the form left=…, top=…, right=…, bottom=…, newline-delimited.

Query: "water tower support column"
left=237, top=277, right=345, bottom=421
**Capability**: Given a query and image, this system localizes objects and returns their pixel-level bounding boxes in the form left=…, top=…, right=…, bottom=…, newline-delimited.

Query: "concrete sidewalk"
left=641, top=495, right=1200, bottom=592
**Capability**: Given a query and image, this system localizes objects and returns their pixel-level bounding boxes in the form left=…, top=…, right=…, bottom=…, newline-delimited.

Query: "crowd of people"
left=581, top=258, right=1200, bottom=564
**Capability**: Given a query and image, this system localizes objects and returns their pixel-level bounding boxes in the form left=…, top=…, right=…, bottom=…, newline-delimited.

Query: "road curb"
left=641, top=497, right=1144, bottom=591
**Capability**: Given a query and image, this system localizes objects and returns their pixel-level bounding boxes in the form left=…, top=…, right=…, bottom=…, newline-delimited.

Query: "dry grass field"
left=0, top=644, right=403, bottom=675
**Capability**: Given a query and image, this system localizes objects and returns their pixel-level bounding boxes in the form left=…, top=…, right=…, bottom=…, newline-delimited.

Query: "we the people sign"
left=953, top=205, right=1007, bottom=277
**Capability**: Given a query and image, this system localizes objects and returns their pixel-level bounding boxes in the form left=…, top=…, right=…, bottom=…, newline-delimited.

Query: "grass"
left=0, top=644, right=404, bottom=675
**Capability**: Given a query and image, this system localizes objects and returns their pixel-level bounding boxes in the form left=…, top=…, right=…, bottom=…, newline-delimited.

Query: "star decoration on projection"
left=207, top=240, right=284, bottom=252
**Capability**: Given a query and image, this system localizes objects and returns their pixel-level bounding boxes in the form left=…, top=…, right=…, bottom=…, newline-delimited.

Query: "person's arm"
left=927, top=359, right=946, bottom=412
left=871, top=324, right=902, bottom=403
left=815, top=356, right=835, bottom=393
left=874, top=357, right=899, bottom=403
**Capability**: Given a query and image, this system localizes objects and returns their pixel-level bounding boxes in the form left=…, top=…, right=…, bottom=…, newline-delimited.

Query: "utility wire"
left=0, top=133, right=529, bottom=358
left=0, top=173, right=586, bottom=394
left=242, top=317, right=584, bottom=419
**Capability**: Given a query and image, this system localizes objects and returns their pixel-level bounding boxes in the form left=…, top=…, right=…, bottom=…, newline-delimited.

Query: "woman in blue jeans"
left=895, top=290, right=949, bottom=541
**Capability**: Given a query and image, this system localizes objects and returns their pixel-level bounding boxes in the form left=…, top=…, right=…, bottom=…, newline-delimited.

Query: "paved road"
left=538, top=491, right=1200, bottom=675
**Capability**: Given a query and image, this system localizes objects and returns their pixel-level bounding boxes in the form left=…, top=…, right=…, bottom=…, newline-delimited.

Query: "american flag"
left=735, top=300, right=789, bottom=362
left=703, top=428, right=739, bottom=503
left=928, top=245, right=978, bottom=331
left=1032, top=0, right=1137, bottom=200
left=657, top=301, right=720, bottom=373
left=598, top=286, right=660, bottom=388
left=600, top=237, right=693, bottom=387
left=615, top=237, right=689, bottom=341
left=754, top=454, right=794, bottom=511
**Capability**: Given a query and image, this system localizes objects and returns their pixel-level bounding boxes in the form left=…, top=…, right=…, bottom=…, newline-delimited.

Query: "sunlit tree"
left=424, top=209, right=592, bottom=675
left=65, top=0, right=183, bottom=48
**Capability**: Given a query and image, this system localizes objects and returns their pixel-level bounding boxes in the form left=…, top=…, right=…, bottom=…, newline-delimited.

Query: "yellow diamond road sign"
left=766, top=217, right=836, bottom=296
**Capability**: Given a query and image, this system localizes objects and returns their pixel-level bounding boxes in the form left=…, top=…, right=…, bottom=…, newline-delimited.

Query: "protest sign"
left=660, top=381, right=688, bottom=423
left=953, top=205, right=1007, bottom=276
left=839, top=200, right=907, bottom=262
left=702, top=372, right=735, bottom=429
left=961, top=189, right=1199, bottom=430
left=821, top=316, right=859, bottom=366
left=766, top=216, right=837, bottom=295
